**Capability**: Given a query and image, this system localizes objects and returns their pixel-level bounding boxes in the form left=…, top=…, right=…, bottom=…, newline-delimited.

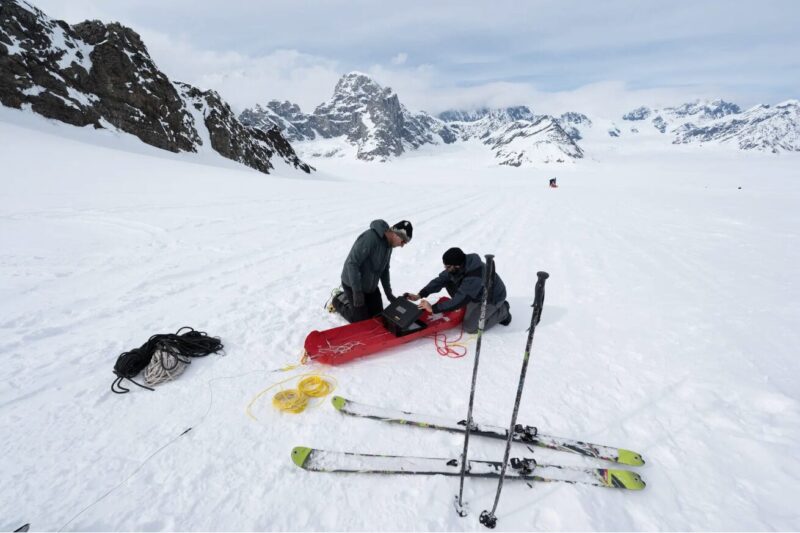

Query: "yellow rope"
left=271, top=389, right=308, bottom=414
left=275, top=350, right=309, bottom=372
left=297, top=375, right=335, bottom=398
left=246, top=372, right=337, bottom=420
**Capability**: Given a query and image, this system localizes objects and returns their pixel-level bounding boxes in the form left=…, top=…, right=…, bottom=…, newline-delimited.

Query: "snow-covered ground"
left=2, top=106, right=799, bottom=531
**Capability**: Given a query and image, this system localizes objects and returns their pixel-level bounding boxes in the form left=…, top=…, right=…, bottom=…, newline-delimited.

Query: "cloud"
left=137, top=28, right=765, bottom=121
left=136, top=30, right=342, bottom=112
left=391, top=53, right=408, bottom=66
left=363, top=64, right=713, bottom=119
left=29, top=0, right=798, bottom=116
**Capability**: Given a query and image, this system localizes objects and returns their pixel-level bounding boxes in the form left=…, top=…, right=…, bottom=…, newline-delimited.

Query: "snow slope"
left=1, top=106, right=800, bottom=531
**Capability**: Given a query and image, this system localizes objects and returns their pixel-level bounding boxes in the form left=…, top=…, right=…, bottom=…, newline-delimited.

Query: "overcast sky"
left=31, top=0, right=800, bottom=117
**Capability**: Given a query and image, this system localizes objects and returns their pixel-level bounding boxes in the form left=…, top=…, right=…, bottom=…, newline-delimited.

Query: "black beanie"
left=442, top=247, right=466, bottom=266
left=391, top=220, right=413, bottom=242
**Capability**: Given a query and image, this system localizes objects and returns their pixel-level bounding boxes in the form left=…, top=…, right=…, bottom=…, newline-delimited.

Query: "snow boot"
left=499, top=302, right=512, bottom=326
left=325, top=287, right=345, bottom=313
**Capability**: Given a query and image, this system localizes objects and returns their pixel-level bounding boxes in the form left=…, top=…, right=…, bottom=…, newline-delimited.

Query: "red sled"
left=304, top=297, right=465, bottom=365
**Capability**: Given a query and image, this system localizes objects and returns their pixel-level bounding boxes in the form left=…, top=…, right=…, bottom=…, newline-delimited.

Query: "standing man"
left=406, top=247, right=511, bottom=333
left=331, top=219, right=413, bottom=323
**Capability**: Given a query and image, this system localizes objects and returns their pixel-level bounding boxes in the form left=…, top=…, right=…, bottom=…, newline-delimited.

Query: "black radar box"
left=381, top=297, right=426, bottom=337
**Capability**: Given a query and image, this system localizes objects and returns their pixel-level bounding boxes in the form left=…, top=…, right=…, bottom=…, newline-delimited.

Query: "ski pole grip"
left=484, top=254, right=495, bottom=277
left=533, top=271, right=549, bottom=325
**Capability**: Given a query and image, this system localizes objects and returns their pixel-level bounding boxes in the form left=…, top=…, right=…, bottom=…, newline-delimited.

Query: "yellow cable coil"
left=247, top=373, right=337, bottom=419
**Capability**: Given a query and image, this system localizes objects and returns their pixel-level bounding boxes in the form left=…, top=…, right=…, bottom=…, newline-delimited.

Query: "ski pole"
left=480, top=271, right=549, bottom=529
left=454, top=254, right=496, bottom=517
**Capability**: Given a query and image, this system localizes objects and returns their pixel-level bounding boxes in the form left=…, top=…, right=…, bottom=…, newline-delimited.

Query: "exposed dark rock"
left=623, top=107, right=651, bottom=121
left=556, top=112, right=592, bottom=141
left=0, top=0, right=311, bottom=174
left=177, top=83, right=312, bottom=173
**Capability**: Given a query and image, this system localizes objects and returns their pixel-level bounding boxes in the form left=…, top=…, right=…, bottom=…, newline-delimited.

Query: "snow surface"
left=1, top=105, right=800, bottom=531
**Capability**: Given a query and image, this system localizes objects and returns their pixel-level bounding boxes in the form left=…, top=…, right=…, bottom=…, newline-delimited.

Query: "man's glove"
left=386, top=292, right=397, bottom=303
left=352, top=291, right=365, bottom=308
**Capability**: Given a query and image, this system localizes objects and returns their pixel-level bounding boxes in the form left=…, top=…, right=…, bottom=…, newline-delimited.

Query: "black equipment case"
left=381, top=297, right=426, bottom=337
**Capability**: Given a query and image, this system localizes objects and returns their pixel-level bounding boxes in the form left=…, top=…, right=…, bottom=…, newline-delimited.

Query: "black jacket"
left=340, top=219, right=393, bottom=295
left=419, top=253, right=506, bottom=313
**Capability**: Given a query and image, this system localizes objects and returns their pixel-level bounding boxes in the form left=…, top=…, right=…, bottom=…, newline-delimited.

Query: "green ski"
left=332, top=396, right=644, bottom=466
left=291, top=446, right=646, bottom=490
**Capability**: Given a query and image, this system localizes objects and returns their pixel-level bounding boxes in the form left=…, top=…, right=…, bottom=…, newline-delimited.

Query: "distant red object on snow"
left=305, top=297, right=465, bottom=365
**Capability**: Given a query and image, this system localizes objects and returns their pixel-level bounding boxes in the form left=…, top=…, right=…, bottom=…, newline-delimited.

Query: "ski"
left=332, top=396, right=645, bottom=466
left=291, top=446, right=645, bottom=490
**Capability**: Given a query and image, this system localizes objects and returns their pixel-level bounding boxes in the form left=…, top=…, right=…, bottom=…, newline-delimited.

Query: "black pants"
left=334, top=284, right=384, bottom=323
left=463, top=300, right=510, bottom=333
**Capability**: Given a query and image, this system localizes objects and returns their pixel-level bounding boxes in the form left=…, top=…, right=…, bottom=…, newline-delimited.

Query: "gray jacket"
left=341, top=219, right=393, bottom=296
left=419, top=253, right=506, bottom=314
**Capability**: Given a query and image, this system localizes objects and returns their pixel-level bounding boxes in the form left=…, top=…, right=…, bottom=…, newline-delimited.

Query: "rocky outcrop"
left=240, top=72, right=456, bottom=161
left=239, top=101, right=317, bottom=143
left=441, top=106, right=583, bottom=165
left=0, top=0, right=310, bottom=174
left=177, top=83, right=312, bottom=173
left=485, top=116, right=584, bottom=166
left=556, top=112, right=592, bottom=141
left=622, top=107, right=651, bottom=121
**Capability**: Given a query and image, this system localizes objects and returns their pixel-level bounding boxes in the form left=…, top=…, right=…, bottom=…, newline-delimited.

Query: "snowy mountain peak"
left=438, top=106, right=535, bottom=123
left=623, top=99, right=740, bottom=124
left=331, top=71, right=390, bottom=100
left=559, top=111, right=592, bottom=125
left=316, top=72, right=399, bottom=120
left=618, top=98, right=798, bottom=153
left=241, top=73, right=457, bottom=161
left=436, top=106, right=583, bottom=165
left=673, top=98, right=799, bottom=153
left=665, top=99, right=741, bottom=120
left=557, top=112, right=592, bottom=141
left=622, top=107, right=652, bottom=121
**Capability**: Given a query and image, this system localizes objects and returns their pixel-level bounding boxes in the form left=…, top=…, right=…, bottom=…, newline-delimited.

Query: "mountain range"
left=621, top=99, right=800, bottom=152
left=243, top=81, right=799, bottom=164
left=2, top=0, right=798, bottom=172
left=239, top=78, right=586, bottom=166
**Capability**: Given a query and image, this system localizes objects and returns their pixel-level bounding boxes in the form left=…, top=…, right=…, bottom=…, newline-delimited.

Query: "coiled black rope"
left=111, top=326, right=224, bottom=394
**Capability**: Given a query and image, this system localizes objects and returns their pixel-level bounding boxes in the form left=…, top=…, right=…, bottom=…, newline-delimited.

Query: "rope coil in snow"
left=111, top=327, right=223, bottom=394
left=143, top=345, right=189, bottom=386
left=247, top=373, right=337, bottom=418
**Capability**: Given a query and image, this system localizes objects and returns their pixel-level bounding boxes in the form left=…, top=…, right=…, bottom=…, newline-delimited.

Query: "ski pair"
left=291, top=446, right=645, bottom=490
left=330, top=396, right=645, bottom=466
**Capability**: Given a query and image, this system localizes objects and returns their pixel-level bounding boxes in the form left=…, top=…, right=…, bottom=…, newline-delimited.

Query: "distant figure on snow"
left=330, top=219, right=413, bottom=323
left=549, top=177, right=558, bottom=188
left=406, top=247, right=511, bottom=333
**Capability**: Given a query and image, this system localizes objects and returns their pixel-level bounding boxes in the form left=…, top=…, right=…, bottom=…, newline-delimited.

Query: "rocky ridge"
left=0, top=0, right=311, bottom=174
left=242, top=80, right=584, bottom=166
left=622, top=98, right=800, bottom=153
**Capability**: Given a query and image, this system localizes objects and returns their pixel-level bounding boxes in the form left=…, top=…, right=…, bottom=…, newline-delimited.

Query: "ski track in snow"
left=1, top=108, right=800, bottom=531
